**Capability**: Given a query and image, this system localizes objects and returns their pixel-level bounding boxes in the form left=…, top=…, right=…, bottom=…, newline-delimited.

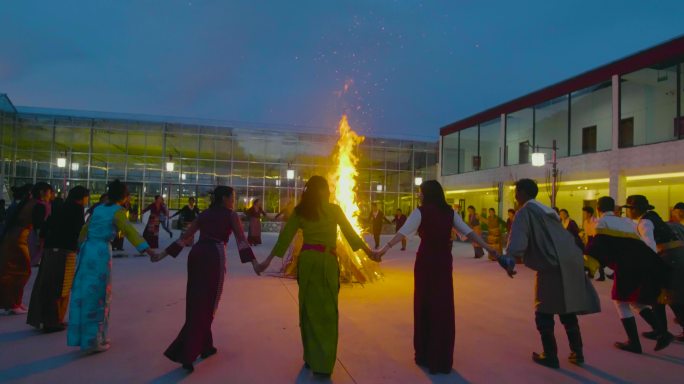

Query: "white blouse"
left=398, top=208, right=473, bottom=237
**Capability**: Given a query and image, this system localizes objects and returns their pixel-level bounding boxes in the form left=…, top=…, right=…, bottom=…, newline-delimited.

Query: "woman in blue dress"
left=68, top=180, right=158, bottom=352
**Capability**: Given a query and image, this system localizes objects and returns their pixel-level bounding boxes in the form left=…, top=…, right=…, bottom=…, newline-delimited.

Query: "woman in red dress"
left=154, top=186, right=261, bottom=372
left=376, top=180, right=498, bottom=374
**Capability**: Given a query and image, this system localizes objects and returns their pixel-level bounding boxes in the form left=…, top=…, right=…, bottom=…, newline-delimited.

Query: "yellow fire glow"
left=329, top=114, right=364, bottom=234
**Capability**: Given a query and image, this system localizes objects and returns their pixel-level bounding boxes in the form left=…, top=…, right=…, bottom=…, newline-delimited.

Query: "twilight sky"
left=1, top=1, right=683, bottom=140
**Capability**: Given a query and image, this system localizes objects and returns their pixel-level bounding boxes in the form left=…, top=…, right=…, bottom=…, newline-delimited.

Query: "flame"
left=329, top=115, right=364, bottom=233
left=328, top=115, right=382, bottom=284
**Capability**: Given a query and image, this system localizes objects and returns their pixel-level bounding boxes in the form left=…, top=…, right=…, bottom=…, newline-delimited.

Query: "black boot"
left=653, top=304, right=674, bottom=351
left=565, top=325, right=584, bottom=364
left=639, top=307, right=659, bottom=340
left=615, top=317, right=642, bottom=354
left=532, top=332, right=559, bottom=369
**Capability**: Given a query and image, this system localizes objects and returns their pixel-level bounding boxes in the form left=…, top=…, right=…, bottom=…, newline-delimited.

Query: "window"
left=621, top=62, right=678, bottom=146
left=535, top=95, right=569, bottom=158
left=441, top=132, right=459, bottom=175
left=619, top=117, right=634, bottom=148
left=570, top=81, right=612, bottom=155
left=479, top=118, right=500, bottom=170
left=581, top=126, right=597, bottom=153
left=458, top=126, right=478, bottom=173
left=505, top=108, right=533, bottom=165
left=518, top=141, right=530, bottom=164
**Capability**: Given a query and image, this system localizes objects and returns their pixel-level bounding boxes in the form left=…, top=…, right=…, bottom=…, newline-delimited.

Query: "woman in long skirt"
left=258, top=176, right=377, bottom=376
left=170, top=197, right=201, bottom=246
left=376, top=180, right=496, bottom=374
left=27, top=186, right=89, bottom=332
left=28, top=183, right=53, bottom=266
left=142, top=195, right=164, bottom=248
left=0, top=186, right=39, bottom=314
left=155, top=186, right=261, bottom=372
left=246, top=198, right=266, bottom=245
left=68, top=180, right=156, bottom=352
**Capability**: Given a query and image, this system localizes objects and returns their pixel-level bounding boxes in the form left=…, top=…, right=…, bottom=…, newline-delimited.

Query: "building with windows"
left=0, top=95, right=437, bottom=218
left=440, top=35, right=684, bottom=221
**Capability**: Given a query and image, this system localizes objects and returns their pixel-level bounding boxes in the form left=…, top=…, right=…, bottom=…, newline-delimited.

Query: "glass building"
left=0, top=96, right=437, bottom=218
left=440, top=35, right=684, bottom=220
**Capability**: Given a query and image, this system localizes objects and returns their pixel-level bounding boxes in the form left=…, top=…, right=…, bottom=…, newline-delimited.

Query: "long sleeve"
left=637, top=219, right=657, bottom=252
left=229, top=210, right=255, bottom=262
left=505, top=209, right=529, bottom=258
left=335, top=205, right=365, bottom=251
left=398, top=208, right=421, bottom=237
left=113, top=208, right=149, bottom=252
left=271, top=214, right=301, bottom=258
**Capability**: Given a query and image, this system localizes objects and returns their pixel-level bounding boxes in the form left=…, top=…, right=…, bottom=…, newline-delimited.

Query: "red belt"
left=302, top=243, right=336, bottom=255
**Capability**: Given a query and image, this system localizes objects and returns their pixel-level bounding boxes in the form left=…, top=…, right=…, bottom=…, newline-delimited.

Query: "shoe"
left=655, top=332, right=674, bottom=351
left=8, top=306, right=27, bottom=315
left=532, top=352, right=560, bottom=368
left=43, top=325, right=66, bottom=333
left=595, top=276, right=605, bottom=281
left=313, top=372, right=331, bottom=378
left=182, top=363, right=194, bottom=372
left=201, top=347, right=217, bottom=359
left=91, top=342, right=111, bottom=353
left=429, top=367, right=452, bottom=374
left=568, top=352, right=584, bottom=365
left=616, top=317, right=642, bottom=354
left=400, top=248, right=406, bottom=251
left=615, top=341, right=641, bottom=354
left=642, top=330, right=659, bottom=340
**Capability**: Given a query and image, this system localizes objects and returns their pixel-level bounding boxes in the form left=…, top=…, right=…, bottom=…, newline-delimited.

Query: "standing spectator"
left=27, top=186, right=89, bottom=332
left=581, top=206, right=604, bottom=281
left=506, top=209, right=516, bottom=234
left=486, top=208, right=503, bottom=258
left=669, top=202, right=684, bottom=241
left=467, top=206, right=484, bottom=258
left=246, top=198, right=267, bottom=245
left=28, top=182, right=53, bottom=266
left=504, top=179, right=600, bottom=368
left=559, top=209, right=584, bottom=251
left=368, top=202, right=390, bottom=249
left=392, top=208, right=408, bottom=251
left=159, top=199, right=173, bottom=238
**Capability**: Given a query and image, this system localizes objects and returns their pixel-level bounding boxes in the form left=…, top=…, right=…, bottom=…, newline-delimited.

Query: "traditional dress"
left=0, top=199, right=38, bottom=310
left=27, top=201, right=85, bottom=330
left=272, top=203, right=365, bottom=375
left=163, top=206, right=254, bottom=365
left=468, top=213, right=484, bottom=258
left=398, top=204, right=473, bottom=374
left=28, top=200, right=50, bottom=266
left=506, top=200, right=600, bottom=365
left=393, top=213, right=408, bottom=250
left=486, top=214, right=503, bottom=255
left=142, top=203, right=163, bottom=248
left=246, top=206, right=266, bottom=245
left=67, top=204, right=149, bottom=350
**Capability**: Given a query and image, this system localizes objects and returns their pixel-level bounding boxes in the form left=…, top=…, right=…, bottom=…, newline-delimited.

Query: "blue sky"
left=1, top=1, right=683, bottom=139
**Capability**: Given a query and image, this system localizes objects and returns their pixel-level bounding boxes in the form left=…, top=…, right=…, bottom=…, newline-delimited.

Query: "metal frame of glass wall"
left=0, top=106, right=437, bottom=219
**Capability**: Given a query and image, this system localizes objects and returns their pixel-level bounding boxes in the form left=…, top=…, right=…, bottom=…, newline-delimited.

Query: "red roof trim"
left=440, top=35, right=684, bottom=136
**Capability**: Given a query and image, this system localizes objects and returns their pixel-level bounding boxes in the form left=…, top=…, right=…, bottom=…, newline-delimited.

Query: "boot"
left=639, top=307, right=659, bottom=340
left=615, top=317, right=642, bottom=354
left=596, top=267, right=606, bottom=281
left=532, top=332, right=559, bottom=369
left=653, top=304, right=674, bottom=351
left=565, top=325, right=584, bottom=364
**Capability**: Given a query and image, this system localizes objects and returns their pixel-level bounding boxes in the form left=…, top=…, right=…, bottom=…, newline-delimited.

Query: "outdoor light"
left=181, top=173, right=187, bottom=180
left=57, top=157, right=67, bottom=168
left=531, top=152, right=546, bottom=167
left=275, top=179, right=281, bottom=186
left=166, top=161, right=175, bottom=172
left=414, top=177, right=423, bottom=186
left=71, top=163, right=79, bottom=171
left=286, top=169, right=295, bottom=180
left=376, top=184, right=383, bottom=192
left=162, top=194, right=167, bottom=199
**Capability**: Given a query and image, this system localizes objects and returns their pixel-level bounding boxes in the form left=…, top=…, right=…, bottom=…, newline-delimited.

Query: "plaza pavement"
left=1, top=225, right=683, bottom=384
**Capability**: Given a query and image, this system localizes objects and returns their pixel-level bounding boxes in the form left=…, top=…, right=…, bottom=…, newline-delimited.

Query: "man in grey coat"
left=504, top=179, right=601, bottom=368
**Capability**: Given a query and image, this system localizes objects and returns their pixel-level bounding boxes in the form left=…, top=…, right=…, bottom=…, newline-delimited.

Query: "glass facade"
left=0, top=105, right=437, bottom=218
left=441, top=56, right=684, bottom=176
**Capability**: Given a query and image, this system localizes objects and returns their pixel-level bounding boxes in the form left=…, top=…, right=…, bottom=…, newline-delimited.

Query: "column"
left=609, top=170, right=626, bottom=205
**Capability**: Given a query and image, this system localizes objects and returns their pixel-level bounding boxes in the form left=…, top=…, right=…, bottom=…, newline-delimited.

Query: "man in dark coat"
left=505, top=179, right=600, bottom=369
left=585, top=196, right=671, bottom=353
left=392, top=208, right=408, bottom=251
left=368, top=203, right=390, bottom=249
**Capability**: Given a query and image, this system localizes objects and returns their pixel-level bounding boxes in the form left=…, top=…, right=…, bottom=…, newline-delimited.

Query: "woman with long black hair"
left=376, top=180, right=497, bottom=374
left=155, top=186, right=260, bottom=372
left=258, top=175, right=377, bottom=376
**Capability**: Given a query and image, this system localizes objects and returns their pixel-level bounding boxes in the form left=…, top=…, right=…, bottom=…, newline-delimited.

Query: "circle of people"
left=1, top=177, right=683, bottom=375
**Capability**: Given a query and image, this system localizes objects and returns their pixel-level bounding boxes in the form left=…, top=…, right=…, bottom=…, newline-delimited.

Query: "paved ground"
left=1, top=226, right=683, bottom=384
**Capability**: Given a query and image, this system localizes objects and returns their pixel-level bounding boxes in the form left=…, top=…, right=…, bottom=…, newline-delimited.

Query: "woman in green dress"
left=258, top=175, right=378, bottom=376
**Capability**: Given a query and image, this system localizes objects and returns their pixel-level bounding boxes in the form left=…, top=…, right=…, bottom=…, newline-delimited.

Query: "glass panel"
left=535, top=95, right=569, bottom=158
left=621, top=62, right=678, bottom=146
left=232, top=162, right=248, bottom=186
left=479, top=118, right=500, bottom=170
left=505, top=108, right=533, bottom=165
left=214, top=136, right=232, bottom=161
left=248, top=162, right=264, bottom=186
left=55, top=125, right=90, bottom=153
left=458, top=126, right=478, bottom=173
left=441, top=132, right=459, bottom=175
left=197, top=159, right=214, bottom=185
left=570, top=80, right=612, bottom=155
